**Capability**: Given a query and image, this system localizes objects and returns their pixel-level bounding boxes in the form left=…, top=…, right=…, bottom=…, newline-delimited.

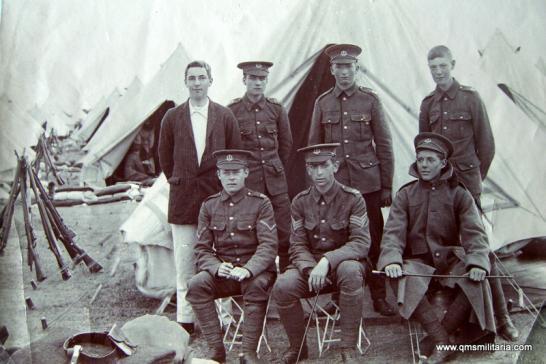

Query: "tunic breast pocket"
left=209, top=219, right=226, bottom=244
left=265, top=124, right=278, bottom=149
left=428, top=110, right=441, bottom=132
left=304, top=219, right=318, bottom=241
left=350, top=113, right=372, bottom=139
left=449, top=111, right=472, bottom=139
left=320, top=111, right=340, bottom=142
left=329, top=219, right=349, bottom=248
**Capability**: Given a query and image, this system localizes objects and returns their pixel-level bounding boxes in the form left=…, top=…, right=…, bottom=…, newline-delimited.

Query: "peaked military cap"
left=325, top=44, right=362, bottom=63
left=298, top=143, right=340, bottom=163
left=237, top=61, right=273, bottom=76
left=213, top=149, right=252, bottom=169
left=414, top=132, right=454, bottom=158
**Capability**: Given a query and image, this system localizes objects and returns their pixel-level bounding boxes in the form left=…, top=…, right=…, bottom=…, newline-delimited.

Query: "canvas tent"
left=79, top=44, right=193, bottom=186
left=119, top=1, right=546, bottom=302
left=73, top=88, right=123, bottom=144
left=479, top=30, right=546, bottom=131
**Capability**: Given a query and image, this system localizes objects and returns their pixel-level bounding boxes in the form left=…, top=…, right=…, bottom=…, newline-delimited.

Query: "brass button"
left=435, top=252, right=440, bottom=257
left=255, top=109, right=259, bottom=112
left=432, top=187, right=436, bottom=190
left=365, top=122, right=370, bottom=125
left=234, top=244, right=239, bottom=248
left=469, top=164, right=474, bottom=168
left=343, top=111, right=348, bottom=115
left=236, top=258, right=241, bottom=262
left=345, top=154, right=350, bottom=158
left=320, top=201, right=325, bottom=205
left=443, top=111, right=448, bottom=114
left=343, top=125, right=348, bottom=129
left=230, top=232, right=235, bottom=236
left=262, top=160, right=265, bottom=164
left=256, top=121, right=261, bottom=124
left=344, top=139, right=349, bottom=143
left=342, top=97, right=347, bottom=101
left=258, top=135, right=262, bottom=139
left=313, top=234, right=319, bottom=239
left=229, top=202, right=234, bottom=207
left=443, top=126, right=448, bottom=130
left=229, top=216, right=234, bottom=220
left=260, top=147, right=264, bottom=151
left=369, top=162, right=373, bottom=165
left=321, top=237, right=326, bottom=241
left=328, top=119, right=332, bottom=123
left=321, top=219, right=326, bottom=223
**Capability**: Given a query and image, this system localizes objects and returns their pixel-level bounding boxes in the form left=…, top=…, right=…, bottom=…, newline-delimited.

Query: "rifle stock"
left=28, top=166, right=71, bottom=280
left=30, top=168, right=102, bottom=273
left=0, top=161, right=21, bottom=253
left=20, top=160, right=47, bottom=282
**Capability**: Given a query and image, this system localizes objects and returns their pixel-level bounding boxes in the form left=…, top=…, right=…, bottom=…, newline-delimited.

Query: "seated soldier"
left=378, top=132, right=496, bottom=364
left=186, top=149, right=278, bottom=364
left=272, top=143, right=371, bottom=363
left=123, top=142, right=156, bottom=185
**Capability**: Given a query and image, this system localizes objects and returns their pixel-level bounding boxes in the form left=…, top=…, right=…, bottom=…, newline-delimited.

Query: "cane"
left=296, top=290, right=321, bottom=363
left=372, top=270, right=513, bottom=279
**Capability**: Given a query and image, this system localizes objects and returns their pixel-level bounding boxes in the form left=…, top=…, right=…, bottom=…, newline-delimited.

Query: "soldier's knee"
left=186, top=272, right=213, bottom=304
left=271, top=273, right=293, bottom=302
left=336, top=260, right=364, bottom=289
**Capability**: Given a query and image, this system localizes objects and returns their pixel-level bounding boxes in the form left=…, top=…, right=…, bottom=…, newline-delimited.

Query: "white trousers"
left=171, top=224, right=197, bottom=323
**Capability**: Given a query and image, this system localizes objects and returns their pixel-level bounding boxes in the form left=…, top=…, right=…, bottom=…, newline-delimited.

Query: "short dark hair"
left=427, top=45, right=453, bottom=61
left=185, top=60, right=212, bottom=80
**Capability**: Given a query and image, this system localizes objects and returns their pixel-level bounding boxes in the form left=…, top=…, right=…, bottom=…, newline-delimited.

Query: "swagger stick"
left=296, top=290, right=321, bottom=363
left=371, top=270, right=513, bottom=279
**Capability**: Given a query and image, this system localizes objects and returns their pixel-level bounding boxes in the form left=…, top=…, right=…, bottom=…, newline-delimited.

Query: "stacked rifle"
left=0, top=152, right=102, bottom=283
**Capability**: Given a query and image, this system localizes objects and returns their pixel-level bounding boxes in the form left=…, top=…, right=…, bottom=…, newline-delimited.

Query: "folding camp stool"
left=214, top=295, right=272, bottom=354
left=303, top=293, right=371, bottom=357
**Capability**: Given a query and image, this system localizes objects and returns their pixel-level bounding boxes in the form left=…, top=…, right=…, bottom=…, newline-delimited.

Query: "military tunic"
left=419, top=79, right=495, bottom=198
left=378, top=164, right=495, bottom=332
left=228, top=95, right=293, bottom=263
left=192, top=187, right=278, bottom=278
left=308, top=83, right=394, bottom=194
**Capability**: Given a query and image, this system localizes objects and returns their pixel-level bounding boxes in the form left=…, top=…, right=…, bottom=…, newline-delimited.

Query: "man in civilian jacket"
left=158, top=60, right=242, bottom=334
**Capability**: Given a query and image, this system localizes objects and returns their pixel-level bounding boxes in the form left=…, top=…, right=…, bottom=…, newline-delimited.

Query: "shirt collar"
left=220, top=187, right=247, bottom=204
left=434, top=78, right=460, bottom=101
left=334, top=82, right=358, bottom=98
left=310, top=180, right=341, bottom=204
left=189, top=98, right=210, bottom=116
left=242, top=94, right=266, bottom=111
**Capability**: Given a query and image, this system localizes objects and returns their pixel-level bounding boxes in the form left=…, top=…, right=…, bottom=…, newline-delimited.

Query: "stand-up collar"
left=334, top=82, right=358, bottom=98
left=310, top=180, right=341, bottom=204
left=242, top=94, right=266, bottom=111
left=434, top=78, right=460, bottom=102
left=220, top=187, right=247, bottom=203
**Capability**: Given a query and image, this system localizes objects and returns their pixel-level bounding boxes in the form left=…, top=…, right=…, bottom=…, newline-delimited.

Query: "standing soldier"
left=228, top=61, right=293, bottom=272
left=187, top=149, right=278, bottom=364
left=308, top=44, right=395, bottom=316
left=419, top=45, right=518, bottom=341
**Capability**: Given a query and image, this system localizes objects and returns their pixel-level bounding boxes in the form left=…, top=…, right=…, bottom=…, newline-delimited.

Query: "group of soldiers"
left=157, top=43, right=519, bottom=364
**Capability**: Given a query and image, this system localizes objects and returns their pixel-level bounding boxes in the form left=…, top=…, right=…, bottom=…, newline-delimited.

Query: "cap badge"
left=312, top=148, right=321, bottom=155
left=424, top=138, right=432, bottom=143
left=340, top=50, right=348, bottom=56
left=226, top=154, right=233, bottom=161
left=255, top=64, right=262, bottom=69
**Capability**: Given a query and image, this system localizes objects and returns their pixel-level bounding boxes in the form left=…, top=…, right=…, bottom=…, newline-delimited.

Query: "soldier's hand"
left=468, top=267, right=486, bottom=282
left=380, top=188, right=392, bottom=207
left=384, top=264, right=403, bottom=278
left=230, top=267, right=251, bottom=282
left=308, top=258, right=330, bottom=292
left=217, top=262, right=234, bottom=278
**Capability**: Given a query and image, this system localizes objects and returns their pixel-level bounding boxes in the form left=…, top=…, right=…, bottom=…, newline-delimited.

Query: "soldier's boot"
left=412, top=296, right=449, bottom=358
left=277, top=301, right=308, bottom=364
left=339, top=287, right=365, bottom=362
left=489, top=266, right=519, bottom=341
left=241, top=302, right=268, bottom=364
left=192, top=302, right=226, bottom=363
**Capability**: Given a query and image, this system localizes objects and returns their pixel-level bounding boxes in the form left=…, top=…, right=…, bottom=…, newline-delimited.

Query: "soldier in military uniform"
left=186, top=150, right=278, bottom=364
left=308, top=44, right=395, bottom=316
left=272, top=143, right=370, bottom=363
left=419, top=45, right=518, bottom=341
left=379, top=133, right=496, bottom=364
left=228, top=61, right=293, bottom=272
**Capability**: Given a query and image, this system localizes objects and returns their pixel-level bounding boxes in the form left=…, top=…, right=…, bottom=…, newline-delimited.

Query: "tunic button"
left=262, top=160, right=265, bottom=164
left=320, top=201, right=325, bottom=205
left=230, top=232, right=235, bottom=236
left=435, top=252, right=440, bottom=257
left=258, top=135, right=262, bottom=138
left=321, top=219, right=326, bottom=223
left=342, top=97, right=347, bottom=101
left=369, top=162, right=373, bottom=165
left=321, top=237, right=326, bottom=241
left=443, top=126, right=448, bottom=130
left=256, top=121, right=261, bottom=125
left=344, top=139, right=349, bottom=143
left=313, top=234, right=319, bottom=239
left=432, top=187, right=436, bottom=190
left=469, top=164, right=474, bottom=168
left=365, top=122, right=369, bottom=125
left=345, top=154, right=350, bottom=158
left=255, top=109, right=259, bottom=112
left=260, top=147, right=264, bottom=151
left=229, top=216, right=234, bottom=220
left=343, top=111, right=348, bottom=115
left=444, top=98, right=448, bottom=101
left=236, top=258, right=241, bottom=262
left=343, top=125, right=348, bottom=129
left=234, top=245, right=238, bottom=248
left=229, top=202, right=234, bottom=206
left=248, top=225, right=252, bottom=229
left=328, top=119, right=332, bottom=123
left=443, top=111, right=448, bottom=114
